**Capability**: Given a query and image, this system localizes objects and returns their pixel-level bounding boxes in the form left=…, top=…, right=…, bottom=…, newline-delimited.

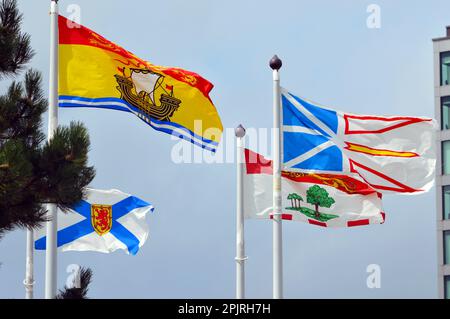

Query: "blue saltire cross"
left=35, top=196, right=150, bottom=255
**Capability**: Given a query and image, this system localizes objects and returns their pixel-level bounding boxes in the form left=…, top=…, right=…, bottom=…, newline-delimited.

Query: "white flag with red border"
left=243, top=149, right=385, bottom=228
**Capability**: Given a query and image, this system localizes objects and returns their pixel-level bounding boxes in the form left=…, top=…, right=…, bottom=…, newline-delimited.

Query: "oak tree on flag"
left=287, top=193, right=303, bottom=208
left=287, top=193, right=295, bottom=208
left=306, top=185, right=335, bottom=218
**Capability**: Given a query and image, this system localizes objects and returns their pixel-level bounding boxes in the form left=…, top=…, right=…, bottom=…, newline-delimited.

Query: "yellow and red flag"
left=58, top=16, right=222, bottom=152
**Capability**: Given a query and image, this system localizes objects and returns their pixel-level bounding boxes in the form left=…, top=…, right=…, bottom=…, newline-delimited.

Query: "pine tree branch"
left=0, top=0, right=34, bottom=76
left=56, top=267, right=93, bottom=299
left=0, top=0, right=95, bottom=237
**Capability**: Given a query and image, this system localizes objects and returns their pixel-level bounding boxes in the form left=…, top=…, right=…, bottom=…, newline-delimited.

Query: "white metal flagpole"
left=45, top=0, right=59, bottom=299
left=270, top=55, right=283, bottom=299
left=24, top=229, right=34, bottom=299
left=235, top=124, right=247, bottom=299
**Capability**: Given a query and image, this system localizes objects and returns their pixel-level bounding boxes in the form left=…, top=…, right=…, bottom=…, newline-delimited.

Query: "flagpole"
left=24, top=229, right=34, bottom=299
left=45, top=0, right=59, bottom=299
left=235, top=124, right=247, bottom=299
left=270, top=55, right=283, bottom=299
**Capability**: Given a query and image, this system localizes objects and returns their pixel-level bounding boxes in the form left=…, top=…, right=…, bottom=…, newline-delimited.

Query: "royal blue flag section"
left=282, top=89, right=344, bottom=172
left=35, top=188, right=155, bottom=255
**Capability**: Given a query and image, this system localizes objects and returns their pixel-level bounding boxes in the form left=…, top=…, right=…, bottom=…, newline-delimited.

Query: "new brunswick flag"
left=58, top=16, right=222, bottom=152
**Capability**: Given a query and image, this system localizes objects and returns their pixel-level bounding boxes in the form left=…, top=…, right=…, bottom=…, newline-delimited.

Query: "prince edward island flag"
left=35, top=188, right=154, bottom=255
left=282, top=89, right=436, bottom=194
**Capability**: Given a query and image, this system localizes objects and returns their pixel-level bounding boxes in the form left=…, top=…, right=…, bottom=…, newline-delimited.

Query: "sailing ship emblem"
left=114, top=68, right=181, bottom=122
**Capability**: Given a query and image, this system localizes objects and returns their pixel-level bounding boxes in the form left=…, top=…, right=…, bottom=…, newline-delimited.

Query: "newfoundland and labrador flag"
left=35, top=188, right=154, bottom=255
left=244, top=149, right=385, bottom=227
left=58, top=15, right=223, bottom=152
left=282, top=89, right=436, bottom=194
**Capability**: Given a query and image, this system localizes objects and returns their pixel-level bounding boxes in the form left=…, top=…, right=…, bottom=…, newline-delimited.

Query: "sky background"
left=0, top=0, right=447, bottom=298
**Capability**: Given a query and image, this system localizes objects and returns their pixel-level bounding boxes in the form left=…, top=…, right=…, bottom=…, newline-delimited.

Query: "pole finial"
left=269, top=55, right=282, bottom=70
left=235, top=124, right=246, bottom=138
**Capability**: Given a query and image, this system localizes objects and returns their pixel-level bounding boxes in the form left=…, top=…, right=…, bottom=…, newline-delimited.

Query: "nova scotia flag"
left=35, top=188, right=154, bottom=255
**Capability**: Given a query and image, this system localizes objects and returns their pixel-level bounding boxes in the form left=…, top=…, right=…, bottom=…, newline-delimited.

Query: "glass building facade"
left=445, top=231, right=450, bottom=265
left=441, top=51, right=450, bottom=86
left=446, top=276, right=450, bottom=299
left=442, top=96, right=450, bottom=130
left=443, top=186, right=450, bottom=220
left=434, top=28, right=450, bottom=299
left=442, top=141, right=450, bottom=175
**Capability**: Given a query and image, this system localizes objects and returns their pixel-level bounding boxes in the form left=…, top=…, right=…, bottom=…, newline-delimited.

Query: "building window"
left=441, top=52, right=450, bottom=86
left=442, top=141, right=450, bottom=174
left=442, top=97, right=450, bottom=130
left=445, top=231, right=450, bottom=265
left=446, top=276, right=450, bottom=299
left=443, top=186, right=450, bottom=220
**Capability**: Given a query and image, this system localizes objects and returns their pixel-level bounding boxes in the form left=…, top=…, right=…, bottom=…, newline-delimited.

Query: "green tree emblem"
left=287, top=193, right=303, bottom=208
left=306, top=185, right=335, bottom=218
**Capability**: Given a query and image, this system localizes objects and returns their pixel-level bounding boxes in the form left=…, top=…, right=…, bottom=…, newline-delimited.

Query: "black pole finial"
left=269, top=55, right=282, bottom=70
left=235, top=124, right=246, bottom=138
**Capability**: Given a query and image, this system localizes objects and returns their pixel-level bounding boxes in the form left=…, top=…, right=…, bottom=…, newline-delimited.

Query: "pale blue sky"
left=0, top=0, right=447, bottom=298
